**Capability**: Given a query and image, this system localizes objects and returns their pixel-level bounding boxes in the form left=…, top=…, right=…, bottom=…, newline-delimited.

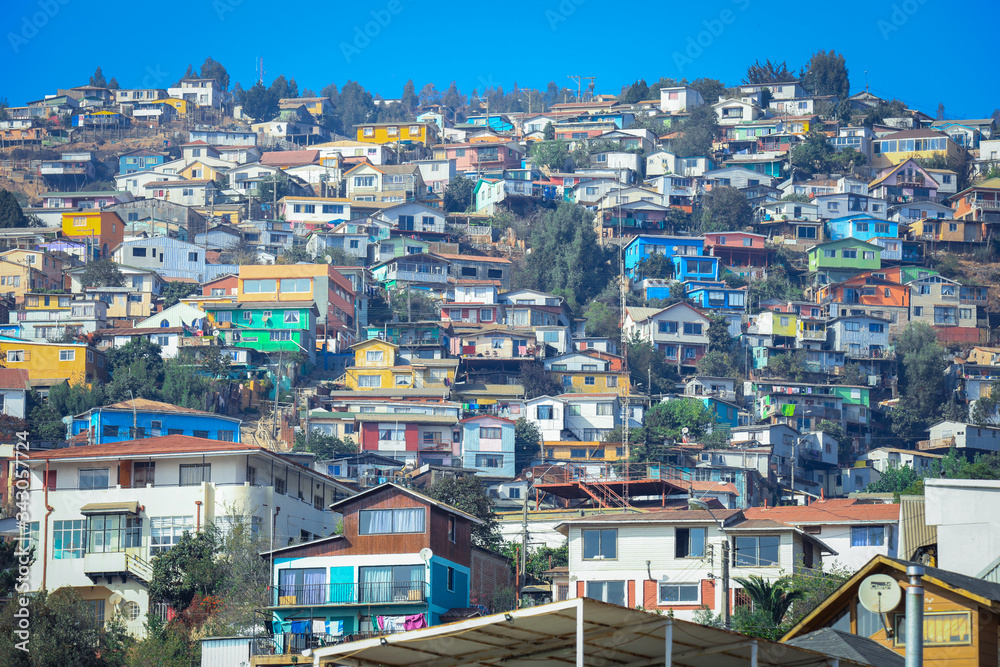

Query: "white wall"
left=925, top=479, right=1000, bottom=577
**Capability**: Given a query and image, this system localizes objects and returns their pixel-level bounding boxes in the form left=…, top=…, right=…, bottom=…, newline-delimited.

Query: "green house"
left=206, top=301, right=318, bottom=361
left=807, top=238, right=882, bottom=272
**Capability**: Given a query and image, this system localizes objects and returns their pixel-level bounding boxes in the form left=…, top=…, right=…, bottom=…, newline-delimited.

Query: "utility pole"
left=519, top=498, right=529, bottom=604
left=790, top=438, right=797, bottom=505
left=721, top=537, right=731, bottom=629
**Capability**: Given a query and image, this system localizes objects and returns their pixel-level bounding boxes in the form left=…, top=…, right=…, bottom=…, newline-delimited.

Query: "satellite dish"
left=109, top=593, right=123, bottom=606
left=419, top=548, right=434, bottom=563
left=682, top=427, right=690, bottom=434
left=858, top=574, right=901, bottom=614
left=525, top=471, right=533, bottom=479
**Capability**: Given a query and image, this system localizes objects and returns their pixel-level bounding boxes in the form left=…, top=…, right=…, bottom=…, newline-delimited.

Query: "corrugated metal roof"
left=898, top=495, right=936, bottom=560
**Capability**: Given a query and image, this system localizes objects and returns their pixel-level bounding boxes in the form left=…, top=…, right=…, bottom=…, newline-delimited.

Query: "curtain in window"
left=361, top=566, right=393, bottom=603
left=394, top=508, right=424, bottom=533
left=302, top=569, right=326, bottom=605
left=279, top=569, right=298, bottom=601
left=360, top=509, right=393, bottom=534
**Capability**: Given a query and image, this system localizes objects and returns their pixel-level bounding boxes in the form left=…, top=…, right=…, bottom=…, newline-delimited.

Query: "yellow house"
left=553, top=370, right=629, bottom=394
left=543, top=441, right=627, bottom=462
left=60, top=211, right=124, bottom=259
left=0, top=250, right=65, bottom=296
left=152, top=98, right=189, bottom=114
left=753, top=310, right=798, bottom=338
left=871, top=129, right=965, bottom=169
left=343, top=339, right=414, bottom=390
left=0, top=337, right=107, bottom=387
left=354, top=122, right=437, bottom=147
left=179, top=160, right=224, bottom=182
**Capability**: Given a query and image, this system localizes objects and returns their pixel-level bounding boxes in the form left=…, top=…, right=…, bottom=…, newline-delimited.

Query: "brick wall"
left=470, top=546, right=514, bottom=602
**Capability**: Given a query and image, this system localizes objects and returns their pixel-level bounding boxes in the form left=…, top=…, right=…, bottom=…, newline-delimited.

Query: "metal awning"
left=80, top=501, right=140, bottom=515
left=308, top=598, right=874, bottom=667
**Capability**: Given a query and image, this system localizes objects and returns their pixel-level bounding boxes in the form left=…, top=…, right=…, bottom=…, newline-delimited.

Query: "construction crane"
left=567, top=75, right=596, bottom=102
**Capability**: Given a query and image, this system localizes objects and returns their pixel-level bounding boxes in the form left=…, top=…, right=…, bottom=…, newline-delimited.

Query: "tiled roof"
left=27, top=435, right=258, bottom=460
left=743, top=499, right=900, bottom=524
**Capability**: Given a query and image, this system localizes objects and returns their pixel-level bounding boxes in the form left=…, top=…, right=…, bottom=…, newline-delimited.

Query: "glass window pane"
left=600, top=529, right=617, bottom=559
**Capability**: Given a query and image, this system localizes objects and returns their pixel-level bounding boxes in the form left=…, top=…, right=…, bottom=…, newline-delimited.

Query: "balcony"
left=799, top=330, right=826, bottom=340
left=974, top=199, right=1000, bottom=210
left=83, top=551, right=154, bottom=584
left=270, top=581, right=427, bottom=607
left=918, top=436, right=955, bottom=451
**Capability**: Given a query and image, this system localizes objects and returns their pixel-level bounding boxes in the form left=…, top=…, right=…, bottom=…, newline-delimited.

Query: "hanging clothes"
left=377, top=615, right=407, bottom=632
left=290, top=620, right=310, bottom=634
left=403, top=614, right=427, bottom=631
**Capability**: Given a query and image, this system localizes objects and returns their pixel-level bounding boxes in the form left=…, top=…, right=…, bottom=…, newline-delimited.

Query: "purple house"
left=40, top=191, right=133, bottom=209
left=868, top=158, right=939, bottom=205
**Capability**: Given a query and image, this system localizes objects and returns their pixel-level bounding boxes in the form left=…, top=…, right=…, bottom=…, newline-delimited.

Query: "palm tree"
left=733, top=575, right=805, bottom=625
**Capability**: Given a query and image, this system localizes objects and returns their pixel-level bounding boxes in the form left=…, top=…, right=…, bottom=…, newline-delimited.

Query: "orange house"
left=60, top=211, right=124, bottom=259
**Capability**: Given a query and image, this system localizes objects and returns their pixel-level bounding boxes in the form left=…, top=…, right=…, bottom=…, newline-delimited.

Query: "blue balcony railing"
left=271, top=581, right=427, bottom=606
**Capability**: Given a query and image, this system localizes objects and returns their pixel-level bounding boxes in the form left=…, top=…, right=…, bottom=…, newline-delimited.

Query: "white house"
left=925, top=478, right=1000, bottom=578
left=659, top=87, right=705, bottom=114
left=863, top=447, right=943, bottom=475
left=142, top=179, right=218, bottom=208
left=923, top=421, right=1000, bottom=453
left=167, top=78, right=223, bottom=108
left=623, top=303, right=711, bottom=369
left=712, top=98, right=762, bottom=126
left=0, top=368, right=29, bottom=419
left=115, top=170, right=184, bottom=198
left=280, top=196, right=352, bottom=231
left=19, top=436, right=354, bottom=636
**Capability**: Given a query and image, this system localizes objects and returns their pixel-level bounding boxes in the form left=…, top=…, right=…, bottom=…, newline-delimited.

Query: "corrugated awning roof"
left=80, top=501, right=139, bottom=514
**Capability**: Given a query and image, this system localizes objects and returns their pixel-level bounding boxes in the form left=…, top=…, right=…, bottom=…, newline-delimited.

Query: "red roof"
left=27, top=435, right=260, bottom=460
left=0, top=368, right=30, bottom=390
left=743, top=499, right=900, bottom=524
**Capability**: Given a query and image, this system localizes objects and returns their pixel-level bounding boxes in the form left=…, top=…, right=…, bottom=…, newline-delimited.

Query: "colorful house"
left=118, top=149, right=166, bottom=175
left=205, top=301, right=319, bottom=362
left=702, top=232, right=771, bottom=268
left=0, top=336, right=107, bottom=388
left=262, top=483, right=488, bottom=653
left=623, top=235, right=704, bottom=280
left=357, top=413, right=461, bottom=465
left=684, top=281, right=748, bottom=312
left=671, top=255, right=720, bottom=282
left=871, top=129, right=964, bottom=169
left=343, top=339, right=413, bottom=391
left=868, top=158, right=940, bottom=204
left=623, top=303, right=711, bottom=370
left=460, top=415, right=516, bottom=478
left=60, top=210, right=125, bottom=259
left=807, top=238, right=882, bottom=273
left=71, top=398, right=242, bottom=443
left=951, top=177, right=1000, bottom=224
left=354, top=122, right=437, bottom=147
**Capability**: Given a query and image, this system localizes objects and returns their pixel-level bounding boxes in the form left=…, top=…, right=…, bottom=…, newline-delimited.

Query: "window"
left=132, top=247, right=147, bottom=257
left=863, top=251, right=876, bottom=260
left=80, top=468, right=110, bottom=490
left=585, top=376, right=595, bottom=385
left=447, top=566, right=455, bottom=591
left=675, top=527, right=706, bottom=558
left=6, top=351, right=23, bottom=363
left=379, top=428, right=405, bottom=441
left=480, top=309, right=493, bottom=322
left=192, top=430, right=209, bottom=439
left=274, top=477, right=286, bottom=494
left=283, top=311, right=300, bottom=324
left=87, top=515, right=142, bottom=553
left=894, top=611, right=971, bottom=647
left=585, top=581, right=626, bottom=606
left=448, top=516, right=456, bottom=542
left=536, top=405, right=554, bottom=420
left=842, top=250, right=857, bottom=259
left=354, top=175, right=375, bottom=188
left=134, top=461, right=155, bottom=486
left=960, top=308, right=972, bottom=320
left=270, top=331, right=292, bottom=341
left=659, top=321, right=678, bottom=334
left=359, top=508, right=426, bottom=535
left=582, top=529, right=617, bottom=559
left=734, top=535, right=780, bottom=566
left=359, top=375, right=382, bottom=388
left=53, top=520, right=86, bottom=559
left=683, top=323, right=703, bottom=335
left=568, top=404, right=582, bottom=416
left=597, top=403, right=613, bottom=416
left=480, top=427, right=502, bottom=439
left=243, top=279, right=277, bottom=293
left=823, top=249, right=837, bottom=258
left=280, top=278, right=311, bottom=293
left=59, top=349, right=76, bottom=361
left=659, top=583, right=700, bottom=604
left=851, top=525, right=885, bottom=546
left=179, top=464, right=211, bottom=486
left=476, top=454, right=504, bottom=468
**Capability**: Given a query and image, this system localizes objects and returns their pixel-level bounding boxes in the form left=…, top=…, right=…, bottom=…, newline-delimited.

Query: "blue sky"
left=2, top=0, right=994, bottom=119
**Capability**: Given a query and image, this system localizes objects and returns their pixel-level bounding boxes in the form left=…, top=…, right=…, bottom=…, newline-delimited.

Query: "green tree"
left=837, top=363, right=868, bottom=386
left=366, top=291, right=393, bottom=326
left=444, top=176, right=475, bottom=212
left=791, top=129, right=866, bottom=175
left=80, top=259, right=125, bottom=288
left=971, top=378, right=1000, bottom=426
left=238, top=81, right=278, bottom=121
left=294, top=429, right=356, bottom=460
left=671, top=105, right=718, bottom=158
left=89, top=67, right=108, bottom=87
left=543, top=122, right=555, bottom=140
left=268, top=75, right=298, bottom=100
left=0, top=587, right=111, bottom=665
left=530, top=140, right=572, bottom=170
left=701, top=185, right=752, bottom=232
left=696, top=350, right=739, bottom=378
left=689, top=78, right=728, bottom=104
left=765, top=349, right=808, bottom=381
left=390, top=289, right=439, bottom=322
left=0, top=539, right=32, bottom=599
left=618, top=79, right=650, bottom=104
left=514, top=417, right=541, bottom=473
left=257, top=173, right=291, bottom=204
left=515, top=203, right=613, bottom=310
left=125, top=619, right=200, bottom=667
left=801, top=50, right=850, bottom=98
left=105, top=337, right=166, bottom=403
left=337, top=81, right=376, bottom=129
left=161, top=358, right=211, bottom=410
left=784, top=560, right=853, bottom=627
left=161, top=281, right=198, bottom=308
left=401, top=79, right=419, bottom=112
left=199, top=57, right=230, bottom=90
left=519, top=362, right=563, bottom=400
left=743, top=59, right=794, bottom=85
left=707, top=316, right=735, bottom=353
left=865, top=464, right=923, bottom=495
left=634, top=253, right=674, bottom=280
left=582, top=301, right=621, bottom=342
left=0, top=189, right=30, bottom=228
left=748, top=267, right=803, bottom=308
left=148, top=528, right=222, bottom=612
left=641, top=399, right=715, bottom=443
left=891, top=322, right=947, bottom=442
left=626, top=334, right=678, bottom=395
left=426, top=476, right=500, bottom=549
left=733, top=574, right=804, bottom=625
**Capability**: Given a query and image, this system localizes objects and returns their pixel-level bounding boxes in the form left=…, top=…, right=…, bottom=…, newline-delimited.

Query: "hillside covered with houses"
left=3, top=53, right=1000, bottom=666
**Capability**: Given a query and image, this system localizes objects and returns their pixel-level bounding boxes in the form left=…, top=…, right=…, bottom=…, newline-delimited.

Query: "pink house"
left=868, top=158, right=940, bottom=204
left=440, top=141, right=523, bottom=172
left=703, top=231, right=772, bottom=267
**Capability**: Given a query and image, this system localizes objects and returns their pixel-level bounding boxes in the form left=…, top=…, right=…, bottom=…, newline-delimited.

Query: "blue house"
left=671, top=255, right=720, bottom=282
left=71, top=398, right=243, bottom=443
left=623, top=235, right=705, bottom=279
left=460, top=415, right=516, bottom=478
left=700, top=397, right=740, bottom=428
left=826, top=214, right=898, bottom=243
left=118, top=149, right=166, bottom=175
left=262, top=483, right=488, bottom=653
left=684, top=280, right=747, bottom=312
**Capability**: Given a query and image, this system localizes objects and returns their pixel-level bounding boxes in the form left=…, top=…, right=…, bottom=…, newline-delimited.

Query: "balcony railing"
left=918, top=436, right=956, bottom=451
left=271, top=581, right=427, bottom=607
left=799, top=330, right=826, bottom=340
